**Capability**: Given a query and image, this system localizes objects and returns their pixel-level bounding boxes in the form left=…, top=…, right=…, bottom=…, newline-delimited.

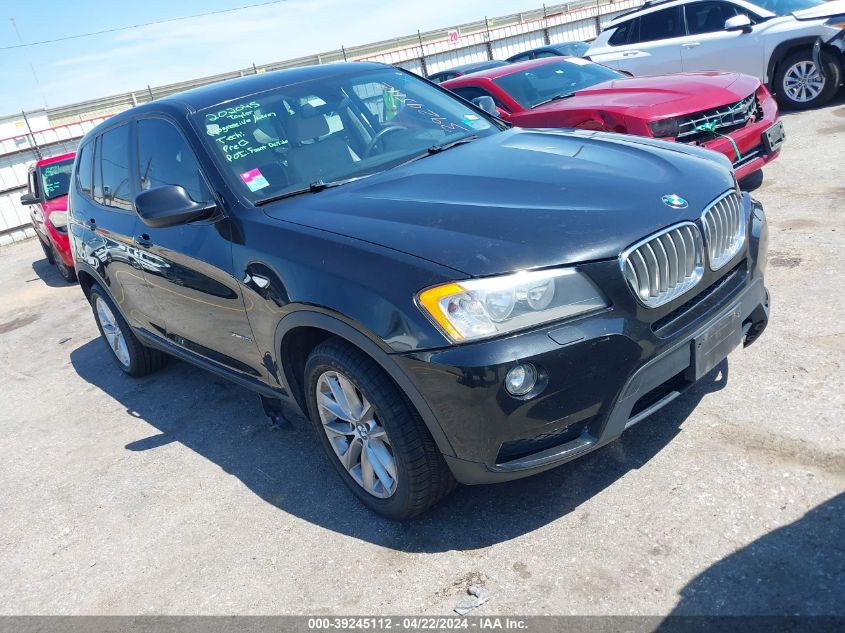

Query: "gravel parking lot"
left=1, top=96, right=843, bottom=617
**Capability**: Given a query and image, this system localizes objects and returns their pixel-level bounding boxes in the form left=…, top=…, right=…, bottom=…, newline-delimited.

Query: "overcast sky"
left=1, top=0, right=549, bottom=116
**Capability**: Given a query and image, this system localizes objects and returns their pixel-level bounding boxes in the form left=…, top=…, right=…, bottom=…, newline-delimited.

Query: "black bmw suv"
left=68, top=63, right=769, bottom=518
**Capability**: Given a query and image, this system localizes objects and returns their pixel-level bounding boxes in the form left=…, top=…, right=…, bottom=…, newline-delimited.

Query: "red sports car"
left=20, top=152, right=77, bottom=282
left=441, top=58, right=783, bottom=181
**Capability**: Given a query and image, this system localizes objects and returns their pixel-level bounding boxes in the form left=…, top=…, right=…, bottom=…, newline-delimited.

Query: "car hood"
left=793, top=0, right=845, bottom=20
left=262, top=128, right=735, bottom=277
left=536, top=72, right=759, bottom=119
left=42, top=195, right=68, bottom=213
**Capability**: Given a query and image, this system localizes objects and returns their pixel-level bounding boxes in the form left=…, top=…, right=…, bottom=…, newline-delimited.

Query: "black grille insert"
left=496, top=419, right=591, bottom=464
left=652, top=260, right=747, bottom=334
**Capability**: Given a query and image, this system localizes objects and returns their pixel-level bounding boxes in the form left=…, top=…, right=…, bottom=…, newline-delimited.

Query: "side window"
left=137, top=118, right=211, bottom=204
left=98, top=125, right=133, bottom=211
left=685, top=2, right=740, bottom=35
left=534, top=51, right=559, bottom=59
left=76, top=142, right=94, bottom=198
left=92, top=136, right=103, bottom=204
left=608, top=21, right=635, bottom=46
left=509, top=53, right=531, bottom=63
left=637, top=7, right=684, bottom=42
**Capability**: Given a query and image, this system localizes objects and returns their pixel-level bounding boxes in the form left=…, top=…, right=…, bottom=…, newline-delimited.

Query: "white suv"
left=588, top=0, right=845, bottom=109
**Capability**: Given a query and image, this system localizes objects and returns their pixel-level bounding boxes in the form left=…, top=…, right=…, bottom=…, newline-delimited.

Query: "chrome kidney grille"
left=701, top=191, right=746, bottom=270
left=621, top=223, right=704, bottom=309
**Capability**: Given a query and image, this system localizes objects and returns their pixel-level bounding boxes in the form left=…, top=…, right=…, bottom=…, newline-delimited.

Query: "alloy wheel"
left=783, top=61, right=825, bottom=103
left=316, top=370, right=398, bottom=499
left=95, top=297, right=131, bottom=368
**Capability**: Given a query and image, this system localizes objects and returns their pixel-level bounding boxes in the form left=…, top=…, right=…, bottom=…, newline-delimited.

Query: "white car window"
left=637, top=7, right=685, bottom=43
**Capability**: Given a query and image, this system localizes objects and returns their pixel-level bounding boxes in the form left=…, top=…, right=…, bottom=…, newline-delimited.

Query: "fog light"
left=505, top=363, right=538, bottom=397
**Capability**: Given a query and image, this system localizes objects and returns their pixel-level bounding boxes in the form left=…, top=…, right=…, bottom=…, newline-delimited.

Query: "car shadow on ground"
left=30, top=256, right=74, bottom=288
left=658, top=492, right=845, bottom=619
left=71, top=338, right=728, bottom=552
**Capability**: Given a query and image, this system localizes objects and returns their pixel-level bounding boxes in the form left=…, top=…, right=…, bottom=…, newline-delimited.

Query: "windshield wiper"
left=392, top=135, right=481, bottom=169
left=258, top=136, right=482, bottom=204
left=255, top=175, right=367, bottom=206
left=426, top=134, right=479, bottom=154
left=531, top=92, right=576, bottom=109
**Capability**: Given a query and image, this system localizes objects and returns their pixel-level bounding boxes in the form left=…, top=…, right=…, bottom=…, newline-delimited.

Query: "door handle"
left=682, top=42, right=701, bottom=48
left=622, top=51, right=641, bottom=56
left=134, top=234, right=152, bottom=247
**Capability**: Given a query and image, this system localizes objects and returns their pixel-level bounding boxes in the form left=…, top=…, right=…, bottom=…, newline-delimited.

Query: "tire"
left=774, top=50, right=840, bottom=110
left=304, top=338, right=455, bottom=519
left=88, top=283, right=167, bottom=377
left=52, top=245, right=77, bottom=283
left=38, top=238, right=54, bottom=265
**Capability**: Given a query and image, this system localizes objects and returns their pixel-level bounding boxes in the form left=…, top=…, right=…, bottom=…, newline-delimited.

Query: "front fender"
left=274, top=310, right=457, bottom=458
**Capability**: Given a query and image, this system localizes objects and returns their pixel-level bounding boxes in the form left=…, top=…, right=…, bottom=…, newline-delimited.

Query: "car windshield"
left=194, top=67, right=499, bottom=202
left=38, top=158, right=74, bottom=200
left=492, top=59, right=623, bottom=109
left=751, top=0, right=823, bottom=15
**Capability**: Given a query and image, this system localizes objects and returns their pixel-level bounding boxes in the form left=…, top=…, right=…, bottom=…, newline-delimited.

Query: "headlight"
left=649, top=118, right=680, bottom=138
left=417, top=268, right=608, bottom=343
left=48, top=211, right=68, bottom=229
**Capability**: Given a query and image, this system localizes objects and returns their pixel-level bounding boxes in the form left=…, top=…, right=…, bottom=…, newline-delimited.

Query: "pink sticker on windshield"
left=240, top=168, right=269, bottom=192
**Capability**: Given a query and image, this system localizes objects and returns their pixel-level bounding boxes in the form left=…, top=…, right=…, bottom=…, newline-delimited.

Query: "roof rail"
left=608, top=0, right=677, bottom=23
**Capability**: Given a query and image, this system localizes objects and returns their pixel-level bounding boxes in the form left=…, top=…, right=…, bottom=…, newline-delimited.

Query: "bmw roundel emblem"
left=662, top=194, right=689, bottom=209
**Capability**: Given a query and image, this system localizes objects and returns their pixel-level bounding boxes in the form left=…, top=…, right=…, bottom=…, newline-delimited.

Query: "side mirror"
left=725, top=14, right=752, bottom=32
left=134, top=185, right=215, bottom=229
left=472, top=96, right=498, bottom=116
left=20, top=192, right=40, bottom=205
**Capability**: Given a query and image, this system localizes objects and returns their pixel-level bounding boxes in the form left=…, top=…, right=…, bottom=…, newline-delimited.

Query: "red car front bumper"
left=697, top=87, right=781, bottom=182
left=31, top=211, right=74, bottom=268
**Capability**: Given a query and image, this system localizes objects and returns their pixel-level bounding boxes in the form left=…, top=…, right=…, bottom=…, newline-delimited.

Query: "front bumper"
left=697, top=90, right=781, bottom=182
left=396, top=196, right=769, bottom=484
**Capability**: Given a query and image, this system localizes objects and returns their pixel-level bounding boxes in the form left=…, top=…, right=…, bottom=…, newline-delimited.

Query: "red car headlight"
left=649, top=118, right=680, bottom=138
left=47, top=211, right=69, bottom=231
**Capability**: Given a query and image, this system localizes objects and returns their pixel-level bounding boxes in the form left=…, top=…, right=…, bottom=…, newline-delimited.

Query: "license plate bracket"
left=763, top=120, right=785, bottom=153
left=686, top=305, right=743, bottom=381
